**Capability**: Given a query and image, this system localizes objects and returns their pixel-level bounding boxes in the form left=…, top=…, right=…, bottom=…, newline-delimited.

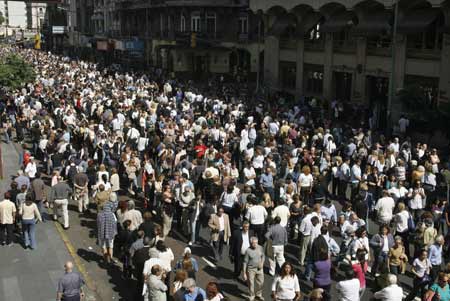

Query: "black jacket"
left=229, top=229, right=253, bottom=258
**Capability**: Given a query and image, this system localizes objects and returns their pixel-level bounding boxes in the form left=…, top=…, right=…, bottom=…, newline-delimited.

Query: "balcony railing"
left=304, top=39, right=324, bottom=51
left=367, top=40, right=391, bottom=57
left=333, top=39, right=356, bottom=53
left=279, top=38, right=296, bottom=50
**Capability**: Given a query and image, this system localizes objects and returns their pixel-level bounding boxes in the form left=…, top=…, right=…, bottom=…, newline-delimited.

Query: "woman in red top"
left=352, top=249, right=369, bottom=299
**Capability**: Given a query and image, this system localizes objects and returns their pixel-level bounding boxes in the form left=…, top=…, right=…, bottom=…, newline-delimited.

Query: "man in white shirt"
left=339, top=157, right=351, bottom=200
left=245, top=197, right=268, bottom=244
left=350, top=159, right=362, bottom=199
left=336, top=267, right=361, bottom=301
left=271, top=200, right=290, bottom=228
left=375, top=190, right=396, bottom=224
left=298, top=209, right=318, bottom=266
left=374, top=274, right=403, bottom=301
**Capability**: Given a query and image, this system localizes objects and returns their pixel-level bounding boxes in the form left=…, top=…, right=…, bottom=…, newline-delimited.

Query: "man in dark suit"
left=229, top=220, right=252, bottom=277
left=132, top=237, right=151, bottom=301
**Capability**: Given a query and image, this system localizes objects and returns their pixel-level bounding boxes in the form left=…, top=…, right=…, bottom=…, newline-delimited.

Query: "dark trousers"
left=62, top=295, right=80, bottom=301
left=430, top=264, right=441, bottom=282
left=250, top=224, right=265, bottom=245
left=398, top=230, right=410, bottom=259
left=212, top=231, right=225, bottom=259
left=233, top=254, right=244, bottom=277
left=0, top=224, right=14, bottom=244
left=371, top=251, right=388, bottom=275
left=406, top=276, right=428, bottom=301
left=338, top=181, right=348, bottom=200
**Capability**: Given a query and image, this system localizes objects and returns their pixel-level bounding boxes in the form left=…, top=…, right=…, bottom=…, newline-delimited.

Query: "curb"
left=54, top=221, right=101, bottom=301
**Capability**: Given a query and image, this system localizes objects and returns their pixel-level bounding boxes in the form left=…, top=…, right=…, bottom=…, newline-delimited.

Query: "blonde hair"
left=302, top=165, right=311, bottom=175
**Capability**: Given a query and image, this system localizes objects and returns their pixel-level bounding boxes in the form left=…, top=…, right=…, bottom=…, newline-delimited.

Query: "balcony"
left=279, top=38, right=296, bottom=50
left=304, top=39, right=324, bottom=51
left=367, top=40, right=391, bottom=57
left=333, top=39, right=356, bottom=54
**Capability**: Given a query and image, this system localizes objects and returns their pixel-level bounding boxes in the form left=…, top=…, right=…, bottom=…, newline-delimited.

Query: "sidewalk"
left=0, top=142, right=98, bottom=301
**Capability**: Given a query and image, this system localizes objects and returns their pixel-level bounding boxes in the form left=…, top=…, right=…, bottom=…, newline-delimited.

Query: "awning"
left=397, top=9, right=441, bottom=34
left=320, top=11, right=356, bottom=33
left=351, top=11, right=391, bottom=37
left=267, top=15, right=297, bottom=37
left=296, top=13, right=323, bottom=36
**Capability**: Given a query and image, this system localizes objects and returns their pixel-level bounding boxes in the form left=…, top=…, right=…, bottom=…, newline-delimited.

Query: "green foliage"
left=0, top=12, right=4, bottom=26
left=0, top=54, right=35, bottom=90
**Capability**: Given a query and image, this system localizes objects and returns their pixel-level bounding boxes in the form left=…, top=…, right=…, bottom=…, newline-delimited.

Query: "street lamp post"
left=387, top=0, right=399, bottom=133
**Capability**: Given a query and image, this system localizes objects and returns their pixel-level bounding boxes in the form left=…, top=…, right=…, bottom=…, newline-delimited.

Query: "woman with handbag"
left=387, top=236, right=408, bottom=275
left=405, top=249, right=432, bottom=301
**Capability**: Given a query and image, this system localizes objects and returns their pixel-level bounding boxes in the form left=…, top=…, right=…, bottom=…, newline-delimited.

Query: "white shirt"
left=299, top=214, right=313, bottom=236
left=336, top=278, right=361, bottom=301
left=244, top=167, right=256, bottom=186
left=374, top=284, right=403, bottom=301
left=143, top=257, right=163, bottom=276
left=412, top=258, right=431, bottom=278
left=245, top=205, right=268, bottom=225
left=375, top=197, right=395, bottom=223
left=272, top=205, right=290, bottom=227
left=271, top=275, right=300, bottom=300
left=25, top=162, right=37, bottom=178
left=298, top=173, right=314, bottom=187
left=395, top=210, right=409, bottom=233
left=158, top=249, right=174, bottom=272
left=241, top=231, right=250, bottom=255
left=218, top=215, right=225, bottom=232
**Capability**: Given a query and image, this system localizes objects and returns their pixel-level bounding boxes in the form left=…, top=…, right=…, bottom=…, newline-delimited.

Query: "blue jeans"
left=190, top=220, right=201, bottom=243
left=22, top=219, right=37, bottom=249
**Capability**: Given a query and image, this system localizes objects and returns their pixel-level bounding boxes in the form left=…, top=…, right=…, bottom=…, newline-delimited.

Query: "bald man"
left=57, top=261, right=85, bottom=301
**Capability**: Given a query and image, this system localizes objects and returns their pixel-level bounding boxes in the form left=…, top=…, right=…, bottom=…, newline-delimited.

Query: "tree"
left=0, top=54, right=35, bottom=90
left=0, top=12, right=5, bottom=26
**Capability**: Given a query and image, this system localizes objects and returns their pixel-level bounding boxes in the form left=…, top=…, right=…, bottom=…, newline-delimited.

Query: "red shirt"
left=352, top=262, right=368, bottom=288
left=194, top=144, right=207, bottom=158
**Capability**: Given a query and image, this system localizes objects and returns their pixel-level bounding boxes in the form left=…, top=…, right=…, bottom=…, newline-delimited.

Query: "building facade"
left=110, top=0, right=261, bottom=76
left=250, top=0, right=450, bottom=114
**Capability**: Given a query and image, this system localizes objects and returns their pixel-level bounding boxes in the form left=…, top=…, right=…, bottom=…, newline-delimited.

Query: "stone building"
left=250, top=0, right=450, bottom=117
left=115, top=0, right=261, bottom=77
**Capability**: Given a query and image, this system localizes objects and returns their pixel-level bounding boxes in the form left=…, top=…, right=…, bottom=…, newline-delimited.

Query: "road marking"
left=2, top=276, right=24, bottom=301
left=202, top=257, right=217, bottom=268
left=54, top=221, right=99, bottom=300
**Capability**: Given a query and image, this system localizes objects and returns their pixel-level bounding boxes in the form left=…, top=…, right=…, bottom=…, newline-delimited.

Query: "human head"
left=242, top=220, right=250, bottom=232
left=387, top=274, right=398, bottom=285
left=205, top=282, right=220, bottom=299
left=182, top=278, right=197, bottom=293
left=64, top=261, right=74, bottom=273
left=250, top=236, right=258, bottom=248
left=280, top=262, right=295, bottom=278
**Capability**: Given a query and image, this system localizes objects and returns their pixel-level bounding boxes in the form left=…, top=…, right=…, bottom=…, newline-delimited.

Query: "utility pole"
left=387, top=0, right=399, bottom=132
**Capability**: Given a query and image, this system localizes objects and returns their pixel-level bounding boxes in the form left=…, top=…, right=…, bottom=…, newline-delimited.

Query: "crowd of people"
left=1, top=46, right=450, bottom=301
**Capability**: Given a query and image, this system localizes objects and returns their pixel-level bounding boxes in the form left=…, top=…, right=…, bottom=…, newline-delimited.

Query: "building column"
left=264, top=35, right=280, bottom=91
left=439, top=34, right=450, bottom=103
left=295, top=39, right=304, bottom=99
left=354, top=37, right=367, bottom=103
left=393, top=34, right=407, bottom=93
left=391, top=34, right=407, bottom=119
left=323, top=33, right=334, bottom=100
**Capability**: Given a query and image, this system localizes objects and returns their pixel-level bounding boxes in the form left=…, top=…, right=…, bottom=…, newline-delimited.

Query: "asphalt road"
left=1, top=138, right=419, bottom=301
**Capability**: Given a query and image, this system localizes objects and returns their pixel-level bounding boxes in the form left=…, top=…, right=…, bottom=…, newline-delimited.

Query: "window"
left=238, top=16, right=248, bottom=34
left=304, top=64, right=324, bottom=94
left=160, top=14, right=164, bottom=34
left=309, top=23, right=321, bottom=40
left=191, top=13, right=201, bottom=32
left=206, top=12, right=216, bottom=34
left=180, top=15, right=186, bottom=32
